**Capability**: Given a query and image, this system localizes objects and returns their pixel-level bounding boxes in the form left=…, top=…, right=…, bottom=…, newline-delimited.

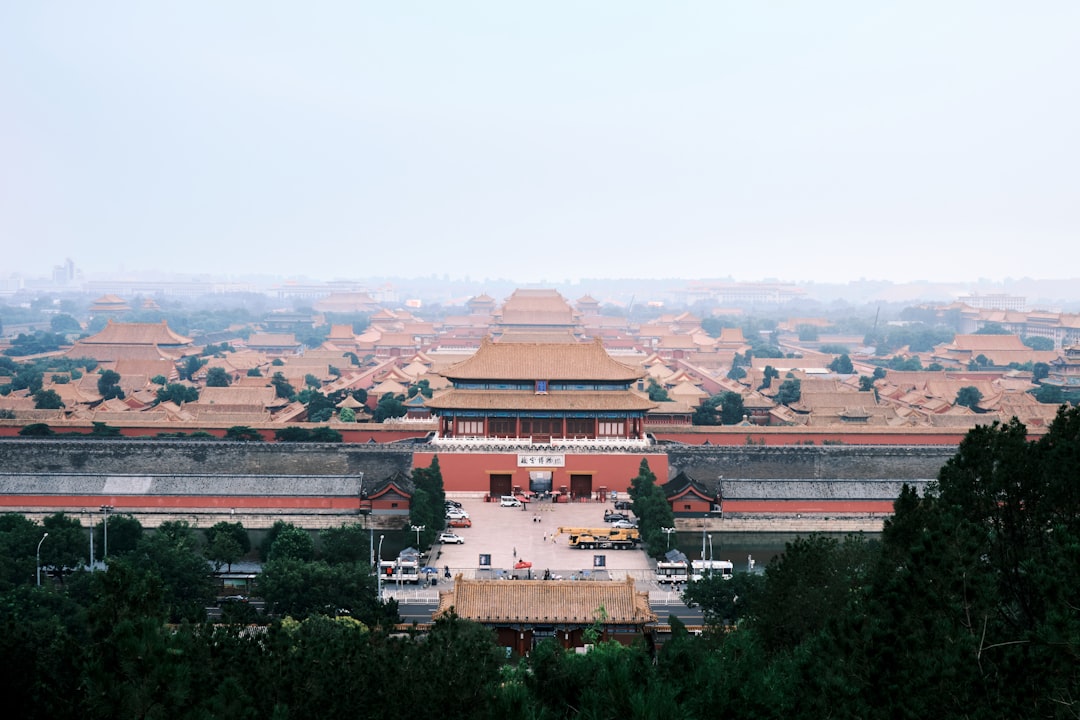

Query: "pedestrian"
left=513, top=547, right=517, bottom=558
left=543, top=533, right=547, bottom=543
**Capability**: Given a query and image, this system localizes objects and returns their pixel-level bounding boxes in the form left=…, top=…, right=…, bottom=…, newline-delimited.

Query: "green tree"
left=372, top=392, right=406, bottom=422
left=156, top=383, right=198, bottom=404
left=407, top=378, right=433, bottom=399
left=1032, top=361, right=1050, bottom=382
left=224, top=425, right=263, bottom=441
left=752, top=534, right=878, bottom=654
left=319, top=523, right=372, bottom=565
left=309, top=426, right=343, bottom=442
left=0, top=513, right=43, bottom=588
left=205, top=366, right=231, bottom=387
left=338, top=407, right=356, bottom=422
left=258, top=559, right=393, bottom=624
left=39, top=513, right=87, bottom=582
left=179, top=355, right=206, bottom=381
left=130, top=520, right=215, bottom=622
left=94, top=513, right=144, bottom=561
left=268, top=523, right=314, bottom=562
left=628, top=459, right=675, bottom=558
left=97, top=369, right=125, bottom=400
left=270, top=372, right=295, bottom=400
left=827, top=354, right=854, bottom=374
left=411, top=456, right=447, bottom=545
left=205, top=521, right=250, bottom=572
left=19, top=423, right=55, bottom=437
left=89, top=422, right=121, bottom=437
left=33, top=389, right=64, bottom=409
left=955, top=385, right=983, bottom=409
left=682, top=570, right=766, bottom=627
left=1034, top=384, right=1064, bottom=404
left=691, top=394, right=721, bottom=425
left=274, top=426, right=312, bottom=442
left=49, top=313, right=82, bottom=334
left=758, top=365, right=779, bottom=390
left=718, top=391, right=745, bottom=425
left=775, top=378, right=801, bottom=405
left=303, top=390, right=335, bottom=423
left=646, top=378, right=670, bottom=401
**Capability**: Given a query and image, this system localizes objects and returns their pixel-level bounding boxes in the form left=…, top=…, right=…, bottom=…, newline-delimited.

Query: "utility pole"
left=100, top=505, right=113, bottom=558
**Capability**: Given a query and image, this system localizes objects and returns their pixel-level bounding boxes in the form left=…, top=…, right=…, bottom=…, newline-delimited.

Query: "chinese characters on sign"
left=517, top=454, right=566, bottom=467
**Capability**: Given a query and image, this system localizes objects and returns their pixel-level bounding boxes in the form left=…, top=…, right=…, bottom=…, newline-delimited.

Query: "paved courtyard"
left=382, top=495, right=696, bottom=606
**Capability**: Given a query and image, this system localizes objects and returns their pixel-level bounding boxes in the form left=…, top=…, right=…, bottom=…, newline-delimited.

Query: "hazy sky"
left=2, top=2, right=1077, bottom=285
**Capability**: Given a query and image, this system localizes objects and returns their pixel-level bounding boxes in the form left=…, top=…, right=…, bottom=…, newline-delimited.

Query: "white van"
left=499, top=495, right=522, bottom=507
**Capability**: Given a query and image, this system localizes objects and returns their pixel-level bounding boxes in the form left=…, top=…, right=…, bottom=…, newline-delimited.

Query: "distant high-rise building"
left=51, top=257, right=77, bottom=286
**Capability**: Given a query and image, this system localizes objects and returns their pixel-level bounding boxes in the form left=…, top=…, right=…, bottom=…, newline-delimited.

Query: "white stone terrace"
left=427, top=434, right=653, bottom=452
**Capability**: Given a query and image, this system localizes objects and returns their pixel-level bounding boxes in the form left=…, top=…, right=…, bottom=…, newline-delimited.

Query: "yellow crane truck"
left=556, top=526, right=642, bottom=550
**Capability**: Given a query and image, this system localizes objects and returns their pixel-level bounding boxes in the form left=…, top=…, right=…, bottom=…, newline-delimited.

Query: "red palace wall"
left=413, top=451, right=669, bottom=495
left=651, top=428, right=973, bottom=445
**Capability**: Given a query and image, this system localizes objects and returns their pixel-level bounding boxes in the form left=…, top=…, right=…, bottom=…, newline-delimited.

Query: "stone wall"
left=666, top=444, right=954, bottom=491
left=0, top=439, right=413, bottom=479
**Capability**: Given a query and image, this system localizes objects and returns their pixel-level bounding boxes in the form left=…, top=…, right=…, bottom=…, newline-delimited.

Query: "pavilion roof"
left=80, top=320, right=192, bottom=346
left=442, top=338, right=643, bottom=382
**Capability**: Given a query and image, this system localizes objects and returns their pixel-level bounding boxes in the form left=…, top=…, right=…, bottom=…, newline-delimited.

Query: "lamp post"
left=707, top=534, right=714, bottom=562
left=100, top=505, right=113, bottom=558
left=88, top=513, right=94, bottom=570
left=410, top=525, right=425, bottom=547
left=36, top=532, right=49, bottom=586
left=661, top=526, right=675, bottom=549
left=376, top=534, right=385, bottom=601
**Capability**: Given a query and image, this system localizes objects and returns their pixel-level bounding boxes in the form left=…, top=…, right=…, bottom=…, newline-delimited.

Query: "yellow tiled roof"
left=81, top=320, right=192, bottom=346
left=443, top=338, right=643, bottom=382
left=434, top=577, right=656, bottom=625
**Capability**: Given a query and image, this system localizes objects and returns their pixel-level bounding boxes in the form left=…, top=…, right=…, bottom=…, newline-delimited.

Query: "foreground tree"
left=628, top=459, right=675, bottom=557
left=204, top=521, right=250, bottom=572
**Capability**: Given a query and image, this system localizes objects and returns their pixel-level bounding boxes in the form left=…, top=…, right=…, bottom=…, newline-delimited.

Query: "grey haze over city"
left=2, top=2, right=1078, bottom=289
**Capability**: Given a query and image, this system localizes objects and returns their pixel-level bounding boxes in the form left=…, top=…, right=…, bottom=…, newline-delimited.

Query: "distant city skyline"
left=3, top=3, right=1078, bottom=285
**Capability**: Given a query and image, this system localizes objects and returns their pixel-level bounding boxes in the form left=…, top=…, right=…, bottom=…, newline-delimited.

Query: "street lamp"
left=376, top=534, right=385, bottom=601
left=410, top=525, right=425, bottom=546
left=707, top=534, right=714, bottom=562
left=661, top=526, right=675, bottom=549
left=100, top=505, right=114, bottom=558
left=36, top=532, right=49, bottom=586
left=88, top=513, right=94, bottom=571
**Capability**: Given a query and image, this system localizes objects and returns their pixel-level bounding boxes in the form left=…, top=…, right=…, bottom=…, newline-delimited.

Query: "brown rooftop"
left=435, top=577, right=656, bottom=625
left=443, top=338, right=643, bottom=382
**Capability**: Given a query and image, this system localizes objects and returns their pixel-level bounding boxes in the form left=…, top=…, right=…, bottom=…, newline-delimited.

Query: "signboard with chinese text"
left=517, top=454, right=566, bottom=467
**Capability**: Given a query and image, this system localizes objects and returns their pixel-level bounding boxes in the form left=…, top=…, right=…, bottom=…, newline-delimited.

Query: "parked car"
left=604, top=511, right=628, bottom=523
left=444, top=500, right=463, bottom=509
left=446, top=509, right=470, bottom=520
left=611, top=519, right=637, bottom=529
left=614, top=500, right=633, bottom=510
left=438, top=532, right=465, bottom=544
left=499, top=496, right=522, bottom=507
left=447, top=517, right=472, bottom=528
